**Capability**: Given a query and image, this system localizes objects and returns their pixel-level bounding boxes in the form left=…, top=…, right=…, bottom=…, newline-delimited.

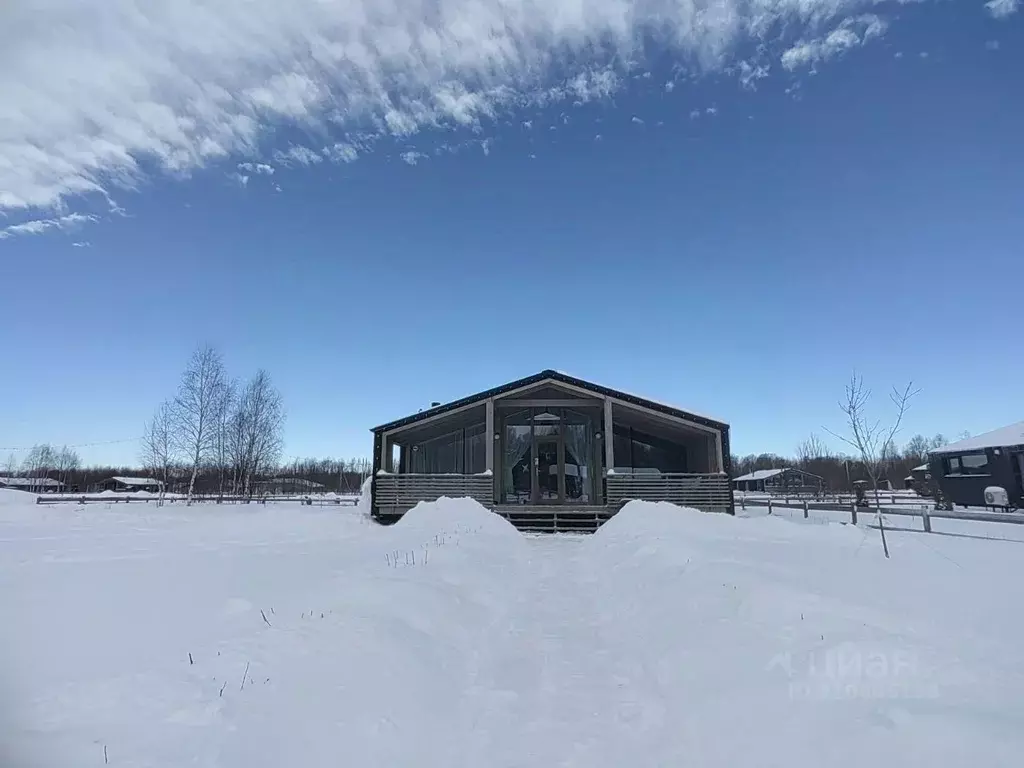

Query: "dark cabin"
left=369, top=370, right=732, bottom=530
left=929, top=421, right=1024, bottom=509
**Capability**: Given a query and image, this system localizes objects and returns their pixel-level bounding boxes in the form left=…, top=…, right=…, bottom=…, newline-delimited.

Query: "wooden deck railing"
left=374, top=473, right=494, bottom=510
left=605, top=472, right=732, bottom=514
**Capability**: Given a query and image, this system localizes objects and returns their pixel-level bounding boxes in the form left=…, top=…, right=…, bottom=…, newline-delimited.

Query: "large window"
left=945, top=453, right=990, bottom=476
left=611, top=425, right=688, bottom=474
left=409, top=423, right=486, bottom=474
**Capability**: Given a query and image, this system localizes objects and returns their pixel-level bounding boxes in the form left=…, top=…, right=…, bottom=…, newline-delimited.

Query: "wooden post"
left=740, top=495, right=746, bottom=510
left=485, top=399, right=495, bottom=474
left=768, top=498, right=773, bottom=515
left=603, top=398, right=614, bottom=472
left=850, top=502, right=858, bottom=525
left=922, top=508, right=932, bottom=533
left=803, top=500, right=809, bottom=519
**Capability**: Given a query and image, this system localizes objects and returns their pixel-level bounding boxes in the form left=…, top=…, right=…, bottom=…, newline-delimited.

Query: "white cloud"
left=664, top=81, right=676, bottom=92
left=400, top=151, right=426, bottom=166
left=323, top=142, right=360, bottom=163
left=229, top=172, right=250, bottom=186
left=705, top=106, right=718, bottom=115
left=689, top=109, right=701, bottom=119
left=737, top=61, right=770, bottom=90
left=985, top=40, right=1001, bottom=50
left=238, top=162, right=274, bottom=175
left=272, top=145, right=323, bottom=166
left=522, top=120, right=533, bottom=129
left=0, top=0, right=941, bottom=214
left=985, top=0, right=1019, bottom=19
left=631, top=116, right=645, bottom=125
left=781, top=14, right=888, bottom=71
left=72, top=241, right=91, bottom=248
left=479, top=138, right=492, bottom=156
left=0, top=212, right=97, bottom=240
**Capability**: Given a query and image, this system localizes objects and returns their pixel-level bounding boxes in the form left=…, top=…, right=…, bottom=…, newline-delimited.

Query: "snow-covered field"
left=2, top=487, right=1023, bottom=766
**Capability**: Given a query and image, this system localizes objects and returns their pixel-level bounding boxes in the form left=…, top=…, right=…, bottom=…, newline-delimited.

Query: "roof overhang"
left=371, top=370, right=728, bottom=437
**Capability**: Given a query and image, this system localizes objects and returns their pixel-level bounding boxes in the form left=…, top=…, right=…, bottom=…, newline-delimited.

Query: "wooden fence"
left=739, top=496, right=1024, bottom=531
left=36, top=495, right=358, bottom=507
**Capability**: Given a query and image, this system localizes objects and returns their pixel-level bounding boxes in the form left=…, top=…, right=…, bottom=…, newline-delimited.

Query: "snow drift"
left=2, top=494, right=1023, bottom=767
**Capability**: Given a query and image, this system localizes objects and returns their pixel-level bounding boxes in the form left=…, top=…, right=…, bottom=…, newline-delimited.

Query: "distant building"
left=904, top=463, right=931, bottom=495
left=929, top=422, right=1024, bottom=509
left=98, top=476, right=164, bottom=493
left=252, top=477, right=326, bottom=496
left=0, top=476, right=64, bottom=493
left=732, top=467, right=824, bottom=495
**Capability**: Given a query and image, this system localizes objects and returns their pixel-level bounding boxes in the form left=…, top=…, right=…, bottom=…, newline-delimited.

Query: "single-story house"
left=732, top=467, right=824, bottom=495
left=929, top=421, right=1024, bottom=509
left=252, top=477, right=326, bottom=496
left=0, top=476, right=65, bottom=493
left=370, top=369, right=733, bottom=527
left=98, top=476, right=164, bottom=493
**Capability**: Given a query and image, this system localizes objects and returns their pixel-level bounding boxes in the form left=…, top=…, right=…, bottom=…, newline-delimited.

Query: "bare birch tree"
left=228, top=370, right=284, bottom=497
left=213, top=379, right=237, bottom=502
left=142, top=401, right=176, bottom=505
left=172, top=346, right=229, bottom=504
left=826, top=372, right=919, bottom=558
left=53, top=445, right=80, bottom=488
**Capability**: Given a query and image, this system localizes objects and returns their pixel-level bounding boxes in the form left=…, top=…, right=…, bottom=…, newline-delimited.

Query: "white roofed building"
left=99, top=477, right=164, bottom=493
left=732, top=467, right=824, bottom=495
left=0, top=476, right=65, bottom=493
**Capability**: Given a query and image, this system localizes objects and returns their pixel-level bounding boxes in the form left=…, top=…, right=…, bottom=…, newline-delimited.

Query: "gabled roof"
left=733, top=467, right=824, bottom=483
left=733, top=468, right=787, bottom=482
left=109, top=476, right=162, bottom=486
left=371, top=369, right=728, bottom=434
left=0, top=477, right=63, bottom=487
left=929, top=421, right=1024, bottom=455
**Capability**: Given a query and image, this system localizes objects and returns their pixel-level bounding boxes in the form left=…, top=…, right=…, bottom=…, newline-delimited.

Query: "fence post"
left=850, top=502, right=858, bottom=525
left=768, top=498, right=773, bottom=515
left=922, top=508, right=932, bottom=533
left=803, top=500, right=809, bottom=519
left=741, top=495, right=746, bottom=510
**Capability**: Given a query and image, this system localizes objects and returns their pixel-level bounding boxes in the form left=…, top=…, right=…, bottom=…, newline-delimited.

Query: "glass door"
left=533, top=408, right=562, bottom=503
left=499, top=405, right=597, bottom=505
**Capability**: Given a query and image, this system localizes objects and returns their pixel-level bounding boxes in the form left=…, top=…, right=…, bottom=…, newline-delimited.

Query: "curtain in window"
left=563, top=418, right=592, bottom=503
left=503, top=416, right=532, bottom=501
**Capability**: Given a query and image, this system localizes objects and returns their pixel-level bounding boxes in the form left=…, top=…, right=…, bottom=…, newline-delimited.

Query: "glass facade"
left=500, top=406, right=597, bottom=504
left=409, top=422, right=486, bottom=474
left=611, top=425, right=688, bottom=474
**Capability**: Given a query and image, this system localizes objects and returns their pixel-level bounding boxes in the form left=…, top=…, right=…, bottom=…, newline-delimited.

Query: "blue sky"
left=1, top=0, right=1021, bottom=467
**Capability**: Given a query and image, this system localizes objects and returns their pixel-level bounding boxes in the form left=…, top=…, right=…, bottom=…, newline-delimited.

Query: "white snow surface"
left=2, top=488, right=1024, bottom=766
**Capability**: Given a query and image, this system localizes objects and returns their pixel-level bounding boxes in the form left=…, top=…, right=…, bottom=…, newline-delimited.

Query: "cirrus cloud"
left=0, top=0, right=951, bottom=218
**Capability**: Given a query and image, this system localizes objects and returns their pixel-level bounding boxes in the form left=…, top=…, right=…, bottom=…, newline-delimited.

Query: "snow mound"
left=0, top=488, right=36, bottom=506
left=355, top=476, right=372, bottom=518
left=395, top=496, right=520, bottom=540
left=594, top=499, right=709, bottom=539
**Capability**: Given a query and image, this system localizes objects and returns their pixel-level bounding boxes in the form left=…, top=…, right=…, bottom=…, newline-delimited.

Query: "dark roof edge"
left=371, top=369, right=729, bottom=434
